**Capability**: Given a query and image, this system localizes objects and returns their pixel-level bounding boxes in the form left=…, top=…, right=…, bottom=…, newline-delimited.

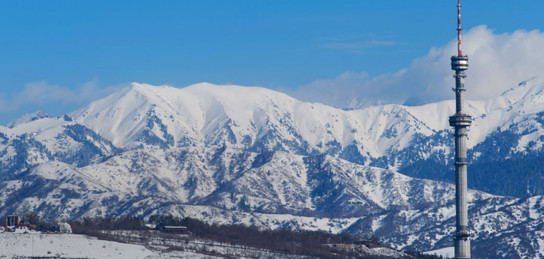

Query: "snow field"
left=0, top=233, right=153, bottom=259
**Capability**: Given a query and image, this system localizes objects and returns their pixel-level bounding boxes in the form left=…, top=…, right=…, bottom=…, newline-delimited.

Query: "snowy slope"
left=0, top=115, right=118, bottom=180
left=0, top=146, right=543, bottom=258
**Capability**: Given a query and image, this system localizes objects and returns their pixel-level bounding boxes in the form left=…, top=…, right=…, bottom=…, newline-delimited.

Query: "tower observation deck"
left=449, top=1, right=472, bottom=258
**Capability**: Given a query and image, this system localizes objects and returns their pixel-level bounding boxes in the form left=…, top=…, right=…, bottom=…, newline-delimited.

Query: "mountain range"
left=2, top=79, right=544, bottom=257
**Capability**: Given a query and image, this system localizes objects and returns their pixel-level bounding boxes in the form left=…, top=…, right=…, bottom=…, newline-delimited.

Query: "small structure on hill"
left=6, top=215, right=21, bottom=227
left=155, top=223, right=190, bottom=234
left=1, top=215, right=38, bottom=232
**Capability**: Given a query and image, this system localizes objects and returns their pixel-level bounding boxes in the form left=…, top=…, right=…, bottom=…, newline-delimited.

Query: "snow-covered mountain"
left=69, top=80, right=544, bottom=197
left=70, top=78, right=544, bottom=159
left=2, top=80, right=544, bottom=257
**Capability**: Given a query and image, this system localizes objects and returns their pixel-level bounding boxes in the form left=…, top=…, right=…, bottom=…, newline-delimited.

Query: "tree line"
left=16, top=213, right=441, bottom=259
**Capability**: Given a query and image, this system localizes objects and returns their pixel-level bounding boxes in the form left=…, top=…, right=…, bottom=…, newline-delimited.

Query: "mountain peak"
left=183, top=82, right=296, bottom=101
left=7, top=111, right=50, bottom=128
left=70, top=82, right=303, bottom=148
left=498, top=76, right=544, bottom=97
left=129, top=81, right=177, bottom=90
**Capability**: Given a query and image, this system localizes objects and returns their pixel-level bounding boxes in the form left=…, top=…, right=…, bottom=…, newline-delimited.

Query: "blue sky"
left=1, top=1, right=543, bottom=124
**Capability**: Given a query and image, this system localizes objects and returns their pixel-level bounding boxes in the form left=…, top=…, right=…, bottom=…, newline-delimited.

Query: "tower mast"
left=449, top=0, right=471, bottom=258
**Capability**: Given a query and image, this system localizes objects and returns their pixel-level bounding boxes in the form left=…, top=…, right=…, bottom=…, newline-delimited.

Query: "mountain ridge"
left=2, top=80, right=544, bottom=257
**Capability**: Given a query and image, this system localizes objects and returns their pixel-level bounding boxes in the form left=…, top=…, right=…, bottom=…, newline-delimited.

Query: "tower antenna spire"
left=457, top=0, right=463, bottom=56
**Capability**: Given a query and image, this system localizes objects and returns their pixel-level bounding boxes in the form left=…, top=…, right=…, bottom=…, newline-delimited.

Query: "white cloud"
left=0, top=79, right=121, bottom=111
left=294, top=25, right=544, bottom=107
left=0, top=79, right=125, bottom=118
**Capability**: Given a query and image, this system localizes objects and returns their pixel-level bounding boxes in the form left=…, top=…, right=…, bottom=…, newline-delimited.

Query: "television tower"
left=449, top=0, right=471, bottom=258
